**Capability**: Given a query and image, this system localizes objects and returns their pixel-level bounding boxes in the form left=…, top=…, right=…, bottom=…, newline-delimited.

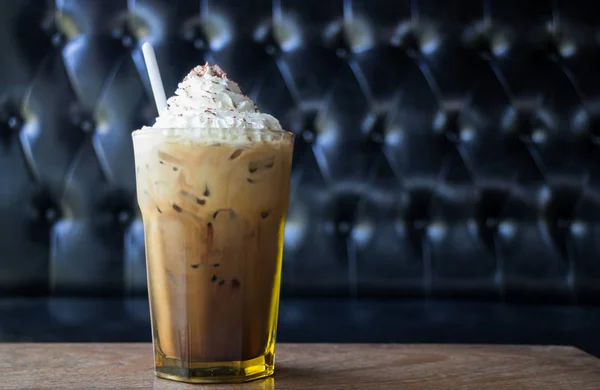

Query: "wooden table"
left=1, top=343, right=599, bottom=389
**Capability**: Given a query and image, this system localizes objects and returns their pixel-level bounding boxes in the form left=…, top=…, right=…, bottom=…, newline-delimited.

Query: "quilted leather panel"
left=1, top=0, right=599, bottom=302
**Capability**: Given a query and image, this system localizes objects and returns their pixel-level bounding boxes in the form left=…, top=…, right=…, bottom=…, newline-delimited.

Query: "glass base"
left=155, top=352, right=275, bottom=384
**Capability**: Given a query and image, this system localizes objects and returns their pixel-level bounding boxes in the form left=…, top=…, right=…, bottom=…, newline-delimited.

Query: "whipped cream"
left=147, top=63, right=282, bottom=130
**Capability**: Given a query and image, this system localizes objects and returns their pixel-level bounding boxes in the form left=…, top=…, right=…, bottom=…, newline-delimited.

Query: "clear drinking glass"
left=132, top=127, right=294, bottom=383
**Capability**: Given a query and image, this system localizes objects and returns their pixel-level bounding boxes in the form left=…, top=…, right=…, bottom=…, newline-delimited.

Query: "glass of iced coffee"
left=132, top=64, right=294, bottom=383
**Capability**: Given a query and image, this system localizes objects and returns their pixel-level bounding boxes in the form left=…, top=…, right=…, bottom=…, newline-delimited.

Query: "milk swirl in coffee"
left=133, top=63, right=294, bottom=383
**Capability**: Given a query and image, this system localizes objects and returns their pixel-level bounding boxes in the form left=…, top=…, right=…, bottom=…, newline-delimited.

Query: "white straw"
left=142, top=42, right=167, bottom=113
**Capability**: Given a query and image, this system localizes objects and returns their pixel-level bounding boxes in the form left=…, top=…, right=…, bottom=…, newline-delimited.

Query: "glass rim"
left=132, top=127, right=295, bottom=139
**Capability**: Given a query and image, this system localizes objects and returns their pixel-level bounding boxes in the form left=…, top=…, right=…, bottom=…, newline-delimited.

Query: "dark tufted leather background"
left=2, top=0, right=600, bottom=353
